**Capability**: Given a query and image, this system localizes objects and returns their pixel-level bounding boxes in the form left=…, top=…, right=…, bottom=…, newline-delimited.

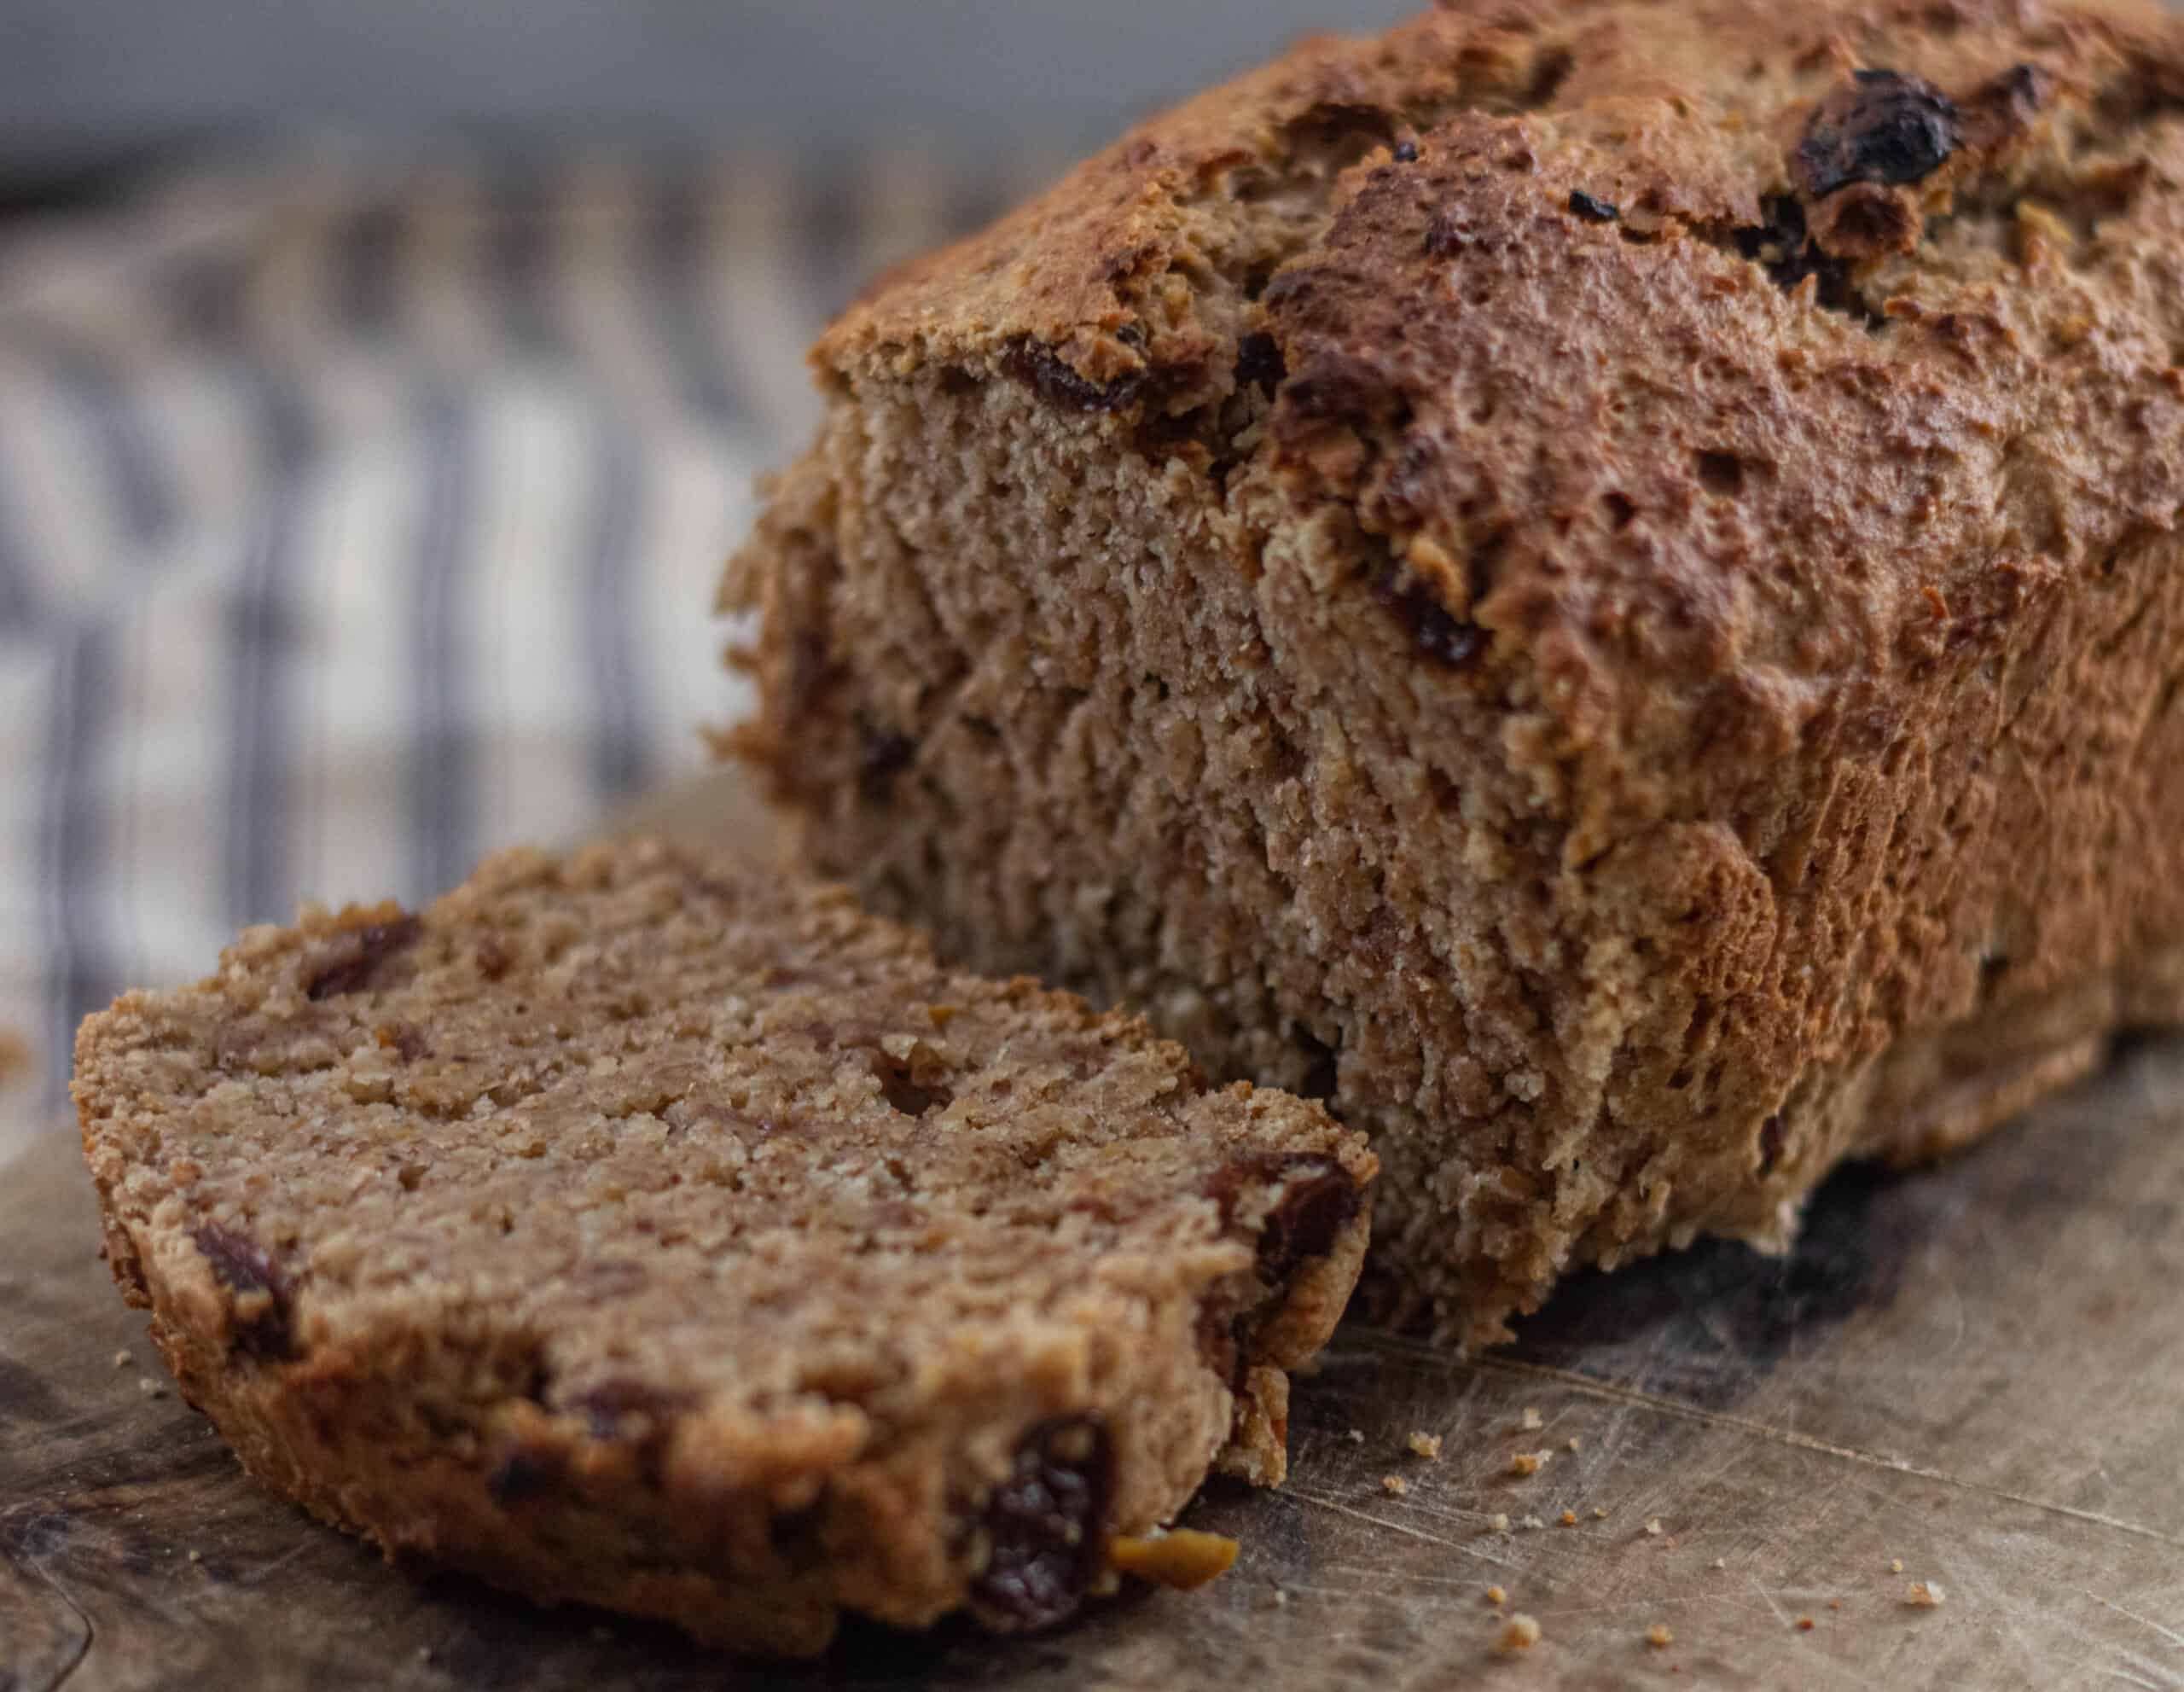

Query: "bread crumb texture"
left=73, top=841, right=1374, bottom=1656
left=725, top=0, right=2184, bottom=1345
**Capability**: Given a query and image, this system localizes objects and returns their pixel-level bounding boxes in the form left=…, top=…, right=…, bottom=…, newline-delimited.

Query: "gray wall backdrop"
left=2, top=2, right=1421, bottom=185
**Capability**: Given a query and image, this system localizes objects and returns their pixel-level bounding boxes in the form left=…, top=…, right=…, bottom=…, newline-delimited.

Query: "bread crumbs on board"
left=1646, top=1624, right=1674, bottom=1648
left=1409, top=1431, right=1443, bottom=1459
left=1486, top=1584, right=1507, bottom=1606
left=1498, top=1614, right=1542, bottom=1654
left=1906, top=1581, right=1946, bottom=1608
left=1383, top=1474, right=1410, bottom=1497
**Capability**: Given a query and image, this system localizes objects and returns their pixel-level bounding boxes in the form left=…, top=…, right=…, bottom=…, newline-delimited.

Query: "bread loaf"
left=723, top=0, right=2184, bottom=1342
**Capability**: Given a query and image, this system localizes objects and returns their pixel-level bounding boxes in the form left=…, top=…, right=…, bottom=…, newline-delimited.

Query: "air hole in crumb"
left=868, top=1050, right=953, bottom=1118
left=1602, top=491, right=1637, bottom=529
left=1428, top=769, right=1463, bottom=815
left=1696, top=451, right=1746, bottom=496
left=1668, top=1067, right=1693, bottom=1091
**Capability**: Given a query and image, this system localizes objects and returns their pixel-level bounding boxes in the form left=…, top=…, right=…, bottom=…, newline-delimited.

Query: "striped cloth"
left=0, top=142, right=1065, bottom=1136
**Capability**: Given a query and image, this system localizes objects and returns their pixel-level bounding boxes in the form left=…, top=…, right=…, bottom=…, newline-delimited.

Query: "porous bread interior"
left=74, top=841, right=1371, bottom=1654
left=723, top=0, right=2184, bottom=1342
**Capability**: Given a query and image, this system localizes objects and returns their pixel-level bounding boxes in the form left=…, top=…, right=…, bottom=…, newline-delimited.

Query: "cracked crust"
left=723, top=0, right=2184, bottom=1344
left=73, top=842, right=1373, bottom=1655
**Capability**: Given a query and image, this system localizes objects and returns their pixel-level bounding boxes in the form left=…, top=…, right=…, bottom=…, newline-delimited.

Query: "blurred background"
left=0, top=2, right=1414, bottom=1129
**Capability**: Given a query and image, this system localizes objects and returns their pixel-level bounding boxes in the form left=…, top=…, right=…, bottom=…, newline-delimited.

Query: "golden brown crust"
left=724, top=0, right=2184, bottom=1342
left=73, top=843, right=1373, bottom=1654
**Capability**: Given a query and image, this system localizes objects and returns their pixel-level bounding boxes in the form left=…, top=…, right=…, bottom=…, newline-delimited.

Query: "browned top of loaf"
left=74, top=842, right=1371, bottom=1498
left=821, top=0, right=2184, bottom=859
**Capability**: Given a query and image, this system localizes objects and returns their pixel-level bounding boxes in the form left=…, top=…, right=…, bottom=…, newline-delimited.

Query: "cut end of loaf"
left=73, top=840, right=1374, bottom=1652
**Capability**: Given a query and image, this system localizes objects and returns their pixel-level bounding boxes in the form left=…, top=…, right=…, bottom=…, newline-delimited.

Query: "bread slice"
left=721, top=0, right=2184, bottom=1343
left=73, top=842, right=1373, bottom=1655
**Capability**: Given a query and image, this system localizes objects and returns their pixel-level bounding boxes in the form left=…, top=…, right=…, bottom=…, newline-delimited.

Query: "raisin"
left=855, top=719, right=916, bottom=805
left=1374, top=564, right=1488, bottom=669
left=1733, top=195, right=1882, bottom=325
left=568, top=1377, right=693, bottom=1442
left=999, top=338, right=1147, bottom=414
left=485, top=1444, right=560, bottom=1503
left=305, top=916, right=423, bottom=1001
left=1567, top=189, right=1620, bottom=223
left=192, top=1224, right=295, bottom=1360
left=1392, top=138, right=1420, bottom=163
left=1233, top=332, right=1287, bottom=396
left=770, top=1494, right=832, bottom=1573
left=969, top=1417, right=1115, bottom=1631
left=1795, top=69, right=1961, bottom=199
left=1252, top=1157, right=1362, bottom=1287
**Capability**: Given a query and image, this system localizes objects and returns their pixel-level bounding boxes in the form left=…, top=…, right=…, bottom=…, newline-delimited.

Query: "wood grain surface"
left=6, top=775, right=2183, bottom=1689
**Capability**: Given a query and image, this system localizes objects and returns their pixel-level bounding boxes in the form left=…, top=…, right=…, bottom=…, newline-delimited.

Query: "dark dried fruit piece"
left=485, top=1443, right=561, bottom=1504
left=1374, top=563, right=1489, bottom=670
left=1567, top=189, right=1619, bottom=223
left=969, top=1417, right=1115, bottom=1630
left=1233, top=332, right=1287, bottom=396
left=568, top=1376, right=694, bottom=1442
left=1252, top=1156, right=1363, bottom=1287
left=1000, top=338, right=1147, bottom=414
left=192, top=1224, right=295, bottom=1360
left=1731, top=195, right=1880, bottom=325
left=769, top=1492, right=833, bottom=1573
left=1204, top=1152, right=1362, bottom=1281
left=305, top=916, right=423, bottom=1001
left=1795, top=69, right=1962, bottom=199
left=856, top=719, right=916, bottom=805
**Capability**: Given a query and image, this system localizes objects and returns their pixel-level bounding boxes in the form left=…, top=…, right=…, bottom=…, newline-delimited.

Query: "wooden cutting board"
left=6, top=774, right=2183, bottom=1690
